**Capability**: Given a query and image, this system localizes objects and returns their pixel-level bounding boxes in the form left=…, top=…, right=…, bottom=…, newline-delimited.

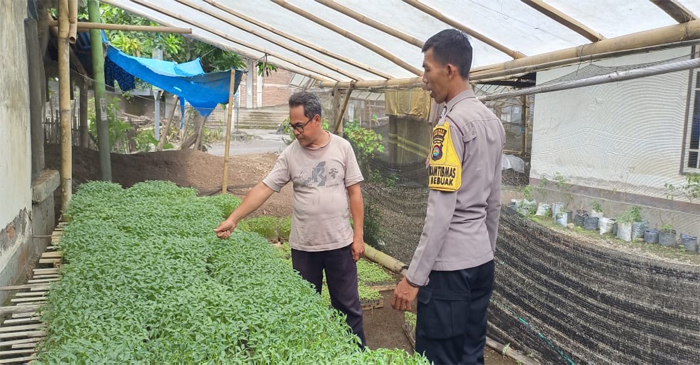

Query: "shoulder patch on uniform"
left=429, top=121, right=462, bottom=192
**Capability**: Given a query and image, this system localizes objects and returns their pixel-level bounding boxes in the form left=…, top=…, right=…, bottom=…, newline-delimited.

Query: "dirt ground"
left=45, top=145, right=516, bottom=363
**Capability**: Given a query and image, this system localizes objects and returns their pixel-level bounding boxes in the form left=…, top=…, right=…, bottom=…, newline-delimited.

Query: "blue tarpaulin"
left=105, top=46, right=242, bottom=117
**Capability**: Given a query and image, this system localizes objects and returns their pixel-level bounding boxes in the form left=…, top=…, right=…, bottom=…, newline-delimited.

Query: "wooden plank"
left=14, top=292, right=46, bottom=298
left=11, top=313, right=37, bottom=319
left=11, top=342, right=37, bottom=349
left=0, top=330, right=46, bottom=339
left=0, top=284, right=50, bottom=291
left=29, top=286, right=51, bottom=292
left=0, top=349, right=35, bottom=356
left=10, top=298, right=47, bottom=304
left=2, top=318, right=41, bottom=326
left=39, top=258, right=62, bottom=264
left=41, top=252, right=62, bottom=259
left=0, top=305, right=41, bottom=316
left=32, top=275, right=58, bottom=280
left=0, top=338, right=40, bottom=348
left=33, top=269, right=58, bottom=275
left=0, top=324, right=45, bottom=333
left=27, top=279, right=58, bottom=284
left=367, top=284, right=396, bottom=292
left=0, top=355, right=36, bottom=364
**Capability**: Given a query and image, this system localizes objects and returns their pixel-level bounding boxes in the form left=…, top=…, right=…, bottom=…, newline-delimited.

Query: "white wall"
left=0, top=1, right=32, bottom=269
left=531, top=47, right=693, bottom=201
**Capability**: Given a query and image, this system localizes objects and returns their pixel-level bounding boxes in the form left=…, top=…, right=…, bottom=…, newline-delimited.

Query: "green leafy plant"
left=88, top=97, right=132, bottom=153
left=617, top=206, right=643, bottom=224
left=660, top=224, right=675, bottom=233
left=537, top=175, right=549, bottom=201
left=40, top=181, right=426, bottom=364
left=591, top=201, right=603, bottom=213
left=522, top=185, right=534, bottom=201
left=665, top=173, right=700, bottom=203
left=356, top=259, right=394, bottom=286
left=239, top=216, right=278, bottom=240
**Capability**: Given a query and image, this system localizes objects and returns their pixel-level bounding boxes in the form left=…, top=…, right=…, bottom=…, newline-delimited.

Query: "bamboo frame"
left=402, top=0, right=525, bottom=59
left=315, top=0, right=424, bottom=48
left=68, top=0, right=78, bottom=43
left=651, top=0, right=698, bottom=23
left=129, top=0, right=343, bottom=82
left=334, top=84, right=355, bottom=135
left=222, top=70, right=236, bottom=194
left=201, top=0, right=393, bottom=79
left=157, top=95, right=179, bottom=151
left=522, top=0, right=605, bottom=42
left=323, top=20, right=700, bottom=89
left=101, top=1, right=332, bottom=82
left=58, top=0, right=72, bottom=211
left=47, top=20, right=192, bottom=33
left=177, top=0, right=363, bottom=80
left=271, top=0, right=423, bottom=76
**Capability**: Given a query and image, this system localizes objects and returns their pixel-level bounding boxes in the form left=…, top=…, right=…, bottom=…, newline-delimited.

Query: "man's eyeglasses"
left=289, top=118, right=313, bottom=133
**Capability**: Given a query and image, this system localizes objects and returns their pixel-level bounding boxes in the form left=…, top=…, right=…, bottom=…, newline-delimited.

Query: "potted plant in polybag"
left=616, top=206, right=644, bottom=242
left=659, top=224, right=676, bottom=247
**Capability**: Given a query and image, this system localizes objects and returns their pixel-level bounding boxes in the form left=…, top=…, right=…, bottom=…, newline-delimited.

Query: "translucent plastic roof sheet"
left=103, top=0, right=700, bottom=84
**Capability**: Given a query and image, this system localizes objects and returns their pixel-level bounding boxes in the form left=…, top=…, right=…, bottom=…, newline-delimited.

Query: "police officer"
left=391, top=29, right=505, bottom=365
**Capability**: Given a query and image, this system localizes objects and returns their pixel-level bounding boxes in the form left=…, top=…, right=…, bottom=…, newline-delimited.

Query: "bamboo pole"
left=200, top=0, right=393, bottom=79
left=402, top=0, right=525, bottom=59
left=222, top=70, right=236, bottom=194
left=130, top=0, right=343, bottom=82
left=364, top=245, right=408, bottom=275
left=271, top=0, right=423, bottom=76
left=157, top=95, right=179, bottom=151
left=479, top=58, right=700, bottom=102
left=322, top=20, right=700, bottom=89
left=47, top=20, right=192, bottom=33
left=315, top=0, right=424, bottom=48
left=334, top=85, right=354, bottom=135
left=522, top=0, right=605, bottom=42
left=58, top=0, right=72, bottom=212
left=177, top=0, right=362, bottom=80
left=68, top=0, right=78, bottom=43
left=521, top=95, right=528, bottom=155
left=87, top=0, right=112, bottom=181
left=651, top=0, right=698, bottom=23
left=79, top=82, right=89, bottom=147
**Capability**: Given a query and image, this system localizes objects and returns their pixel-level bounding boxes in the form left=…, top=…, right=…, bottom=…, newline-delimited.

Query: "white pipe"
left=480, top=58, right=700, bottom=102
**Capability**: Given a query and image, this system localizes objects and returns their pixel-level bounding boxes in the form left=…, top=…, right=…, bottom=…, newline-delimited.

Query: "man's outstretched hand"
left=213, top=218, right=237, bottom=239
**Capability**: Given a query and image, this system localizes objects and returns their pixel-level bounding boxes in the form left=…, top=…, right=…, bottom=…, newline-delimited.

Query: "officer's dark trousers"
left=415, top=260, right=495, bottom=365
left=291, top=244, right=366, bottom=347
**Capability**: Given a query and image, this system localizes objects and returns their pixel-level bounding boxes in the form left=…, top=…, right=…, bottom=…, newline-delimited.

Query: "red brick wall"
left=238, top=68, right=293, bottom=108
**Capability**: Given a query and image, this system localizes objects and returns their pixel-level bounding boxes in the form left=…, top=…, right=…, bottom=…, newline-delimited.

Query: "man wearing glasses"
left=214, top=92, right=367, bottom=347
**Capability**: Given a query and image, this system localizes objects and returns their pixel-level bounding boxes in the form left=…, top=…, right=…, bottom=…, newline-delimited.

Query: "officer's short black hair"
left=422, top=29, right=473, bottom=79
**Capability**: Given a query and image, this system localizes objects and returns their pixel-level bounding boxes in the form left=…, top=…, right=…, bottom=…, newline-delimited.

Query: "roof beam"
left=203, top=0, right=393, bottom=79
left=127, top=0, right=343, bottom=82
left=46, top=20, right=192, bottom=33
left=176, top=0, right=363, bottom=80
left=271, top=0, right=423, bottom=76
left=321, top=19, right=700, bottom=88
left=402, top=0, right=525, bottom=59
left=521, top=0, right=605, bottom=42
left=650, top=0, right=698, bottom=23
left=315, top=0, right=424, bottom=48
left=100, top=1, right=331, bottom=82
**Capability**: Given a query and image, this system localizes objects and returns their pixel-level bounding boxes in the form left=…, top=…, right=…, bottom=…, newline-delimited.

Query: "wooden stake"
left=334, top=84, right=355, bottom=135
left=157, top=96, right=179, bottom=151
left=222, top=70, right=236, bottom=195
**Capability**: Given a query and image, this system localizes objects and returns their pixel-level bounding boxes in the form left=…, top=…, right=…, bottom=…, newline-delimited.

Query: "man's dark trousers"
left=415, top=260, right=495, bottom=365
left=291, top=244, right=366, bottom=347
